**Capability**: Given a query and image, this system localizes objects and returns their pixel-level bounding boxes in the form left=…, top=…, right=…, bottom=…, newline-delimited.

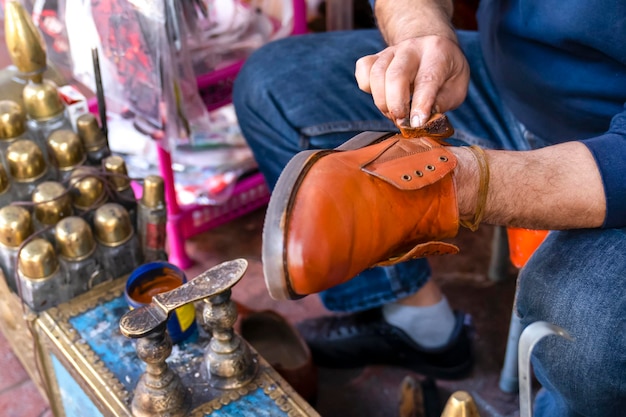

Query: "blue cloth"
left=232, top=3, right=626, bottom=416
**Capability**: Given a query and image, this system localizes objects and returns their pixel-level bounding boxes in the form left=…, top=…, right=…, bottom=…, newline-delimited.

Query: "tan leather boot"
left=263, top=115, right=460, bottom=300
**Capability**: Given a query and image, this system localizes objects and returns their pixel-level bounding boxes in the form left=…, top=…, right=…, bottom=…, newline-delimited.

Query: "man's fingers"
left=385, top=52, right=419, bottom=126
left=367, top=50, right=395, bottom=116
left=355, top=54, right=377, bottom=93
left=409, top=64, right=446, bottom=127
left=356, top=36, right=470, bottom=127
left=409, top=50, right=469, bottom=127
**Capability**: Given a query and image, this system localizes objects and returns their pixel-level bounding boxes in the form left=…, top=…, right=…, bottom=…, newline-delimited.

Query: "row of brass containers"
left=0, top=173, right=167, bottom=312
left=0, top=1, right=168, bottom=312
left=0, top=1, right=109, bottom=199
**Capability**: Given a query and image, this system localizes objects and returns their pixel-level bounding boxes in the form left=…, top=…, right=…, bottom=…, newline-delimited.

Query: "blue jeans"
left=233, top=30, right=626, bottom=416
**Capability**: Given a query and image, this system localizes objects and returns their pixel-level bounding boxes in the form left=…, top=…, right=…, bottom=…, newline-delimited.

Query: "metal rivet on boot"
left=439, top=156, right=448, bottom=162
left=415, top=171, right=424, bottom=177
left=402, top=174, right=412, bottom=181
left=426, top=165, right=436, bottom=171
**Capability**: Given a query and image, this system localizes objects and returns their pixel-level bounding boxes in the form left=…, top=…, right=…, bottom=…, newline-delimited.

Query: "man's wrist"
left=376, top=0, right=456, bottom=45
left=450, top=146, right=481, bottom=223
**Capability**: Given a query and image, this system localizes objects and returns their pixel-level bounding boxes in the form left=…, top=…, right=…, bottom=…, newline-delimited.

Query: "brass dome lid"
left=76, top=113, right=106, bottom=151
left=68, top=167, right=105, bottom=210
left=93, top=203, right=133, bottom=247
left=32, top=181, right=73, bottom=226
left=22, top=80, right=65, bottom=121
left=18, top=238, right=59, bottom=279
left=55, top=216, right=96, bottom=260
left=142, top=175, right=165, bottom=208
left=6, top=139, right=47, bottom=181
left=0, top=205, right=33, bottom=247
left=441, top=391, right=481, bottom=417
left=103, top=155, right=130, bottom=191
left=0, top=100, right=26, bottom=140
left=47, top=129, right=86, bottom=170
left=4, top=0, right=47, bottom=81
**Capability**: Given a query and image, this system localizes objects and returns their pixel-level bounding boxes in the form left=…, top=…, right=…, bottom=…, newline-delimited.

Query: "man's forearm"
left=375, top=0, right=456, bottom=45
left=452, top=142, right=606, bottom=230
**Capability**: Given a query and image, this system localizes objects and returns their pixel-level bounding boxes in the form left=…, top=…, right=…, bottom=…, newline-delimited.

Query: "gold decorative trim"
left=2, top=271, right=321, bottom=417
left=36, top=277, right=134, bottom=415
left=190, top=365, right=320, bottom=417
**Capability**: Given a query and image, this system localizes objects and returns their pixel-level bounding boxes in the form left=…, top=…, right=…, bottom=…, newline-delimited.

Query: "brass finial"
left=441, top=391, right=482, bottom=417
left=32, top=181, right=73, bottom=226
left=4, top=0, right=47, bottom=82
left=104, top=155, right=130, bottom=191
left=142, top=175, right=165, bottom=208
left=0, top=205, right=33, bottom=247
left=68, top=167, right=105, bottom=210
left=76, top=113, right=106, bottom=151
left=22, top=79, right=65, bottom=121
left=18, top=238, right=59, bottom=279
left=93, top=203, right=133, bottom=247
left=6, top=139, right=47, bottom=181
left=0, top=100, right=26, bottom=140
left=0, top=163, right=9, bottom=194
left=55, top=217, right=96, bottom=260
left=47, top=129, right=86, bottom=170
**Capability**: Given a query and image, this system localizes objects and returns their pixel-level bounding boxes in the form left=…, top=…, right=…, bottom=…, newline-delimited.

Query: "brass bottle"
left=1, top=0, right=66, bottom=106
left=0, top=161, right=15, bottom=208
left=55, top=216, right=105, bottom=297
left=31, top=181, right=73, bottom=239
left=103, top=155, right=137, bottom=228
left=68, top=166, right=106, bottom=223
left=76, top=113, right=110, bottom=166
left=17, top=237, right=70, bottom=311
left=5, top=138, right=53, bottom=201
left=22, top=79, right=73, bottom=150
left=137, top=175, right=168, bottom=263
left=93, top=203, right=143, bottom=280
left=0, top=205, right=33, bottom=292
left=47, top=129, right=87, bottom=182
left=441, top=391, right=482, bottom=417
left=0, top=100, right=35, bottom=162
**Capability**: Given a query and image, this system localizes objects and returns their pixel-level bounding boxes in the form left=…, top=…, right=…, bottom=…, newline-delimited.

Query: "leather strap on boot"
left=361, top=136, right=460, bottom=265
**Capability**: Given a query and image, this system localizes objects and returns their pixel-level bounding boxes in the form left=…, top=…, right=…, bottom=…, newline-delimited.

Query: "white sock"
left=382, top=297, right=456, bottom=349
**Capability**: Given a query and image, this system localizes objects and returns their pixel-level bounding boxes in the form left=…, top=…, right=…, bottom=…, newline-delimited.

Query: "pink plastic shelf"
left=176, top=173, right=269, bottom=237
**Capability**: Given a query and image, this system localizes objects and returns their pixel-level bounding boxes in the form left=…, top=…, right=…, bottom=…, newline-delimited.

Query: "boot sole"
left=263, top=131, right=396, bottom=300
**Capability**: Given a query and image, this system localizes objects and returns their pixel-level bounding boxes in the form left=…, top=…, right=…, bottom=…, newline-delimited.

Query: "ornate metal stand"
left=119, top=258, right=256, bottom=417
left=203, top=288, right=256, bottom=389
left=129, top=324, right=190, bottom=417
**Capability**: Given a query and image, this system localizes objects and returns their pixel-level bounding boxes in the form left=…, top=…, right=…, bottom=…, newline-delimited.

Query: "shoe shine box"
left=0, top=271, right=319, bottom=417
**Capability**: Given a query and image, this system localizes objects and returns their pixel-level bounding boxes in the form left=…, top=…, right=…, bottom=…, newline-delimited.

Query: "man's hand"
left=355, top=34, right=470, bottom=128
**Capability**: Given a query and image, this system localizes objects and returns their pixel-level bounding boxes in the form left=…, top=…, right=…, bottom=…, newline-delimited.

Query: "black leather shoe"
left=296, top=308, right=473, bottom=380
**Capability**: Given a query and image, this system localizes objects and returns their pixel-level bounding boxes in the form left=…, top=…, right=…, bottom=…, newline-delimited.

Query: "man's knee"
left=515, top=229, right=626, bottom=415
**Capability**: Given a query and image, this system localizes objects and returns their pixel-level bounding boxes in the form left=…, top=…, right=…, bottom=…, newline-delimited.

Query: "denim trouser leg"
left=516, top=228, right=626, bottom=417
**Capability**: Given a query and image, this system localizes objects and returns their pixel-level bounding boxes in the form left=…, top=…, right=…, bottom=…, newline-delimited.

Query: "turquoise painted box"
left=2, top=276, right=318, bottom=417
